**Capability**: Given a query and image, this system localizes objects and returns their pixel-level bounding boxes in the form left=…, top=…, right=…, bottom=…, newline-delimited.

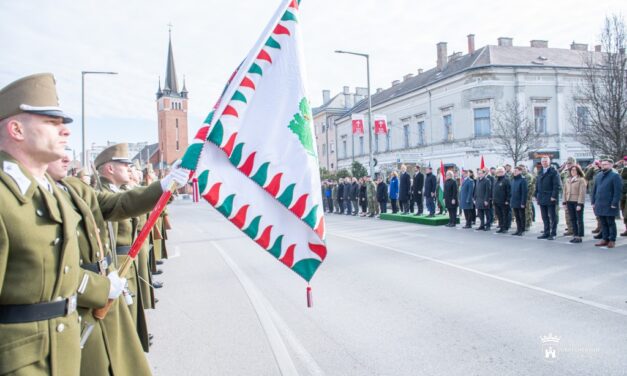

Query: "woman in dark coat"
left=358, top=178, right=368, bottom=216
left=443, top=171, right=459, bottom=227
left=474, top=169, right=492, bottom=231
left=510, top=166, right=529, bottom=236
left=459, top=170, right=475, bottom=228
left=376, top=176, right=389, bottom=214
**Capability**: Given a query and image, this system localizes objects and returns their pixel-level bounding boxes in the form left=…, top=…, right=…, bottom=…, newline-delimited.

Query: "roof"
left=164, top=32, right=179, bottom=93
left=337, top=45, right=596, bottom=121
left=132, top=143, right=160, bottom=162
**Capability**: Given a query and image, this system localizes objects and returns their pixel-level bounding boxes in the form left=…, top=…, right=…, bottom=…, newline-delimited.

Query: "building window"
left=175, top=120, right=180, bottom=151
left=576, top=106, right=590, bottom=128
left=342, top=138, right=347, bottom=158
left=385, top=128, right=392, bottom=151
left=417, top=121, right=425, bottom=145
left=374, top=134, right=379, bottom=153
left=443, top=114, right=453, bottom=141
left=359, top=136, right=364, bottom=156
left=330, top=143, right=335, bottom=154
left=323, top=143, right=327, bottom=156
left=534, top=107, right=547, bottom=134
left=403, top=124, right=409, bottom=148
left=473, top=107, right=491, bottom=137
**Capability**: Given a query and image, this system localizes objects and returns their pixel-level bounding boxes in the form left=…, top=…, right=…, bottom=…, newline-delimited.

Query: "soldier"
left=331, top=180, right=339, bottom=213
left=0, top=73, right=124, bottom=375
left=365, top=175, right=377, bottom=217
left=48, top=155, right=156, bottom=375
left=521, top=165, right=536, bottom=231
left=560, top=157, right=576, bottom=236
left=585, top=161, right=603, bottom=235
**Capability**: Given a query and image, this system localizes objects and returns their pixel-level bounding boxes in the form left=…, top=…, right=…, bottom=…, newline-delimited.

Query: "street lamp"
left=82, top=71, right=118, bottom=168
left=334, top=50, right=374, bottom=178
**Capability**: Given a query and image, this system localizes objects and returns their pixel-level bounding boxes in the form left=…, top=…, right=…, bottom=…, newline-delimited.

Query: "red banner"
left=351, top=114, right=365, bottom=135
left=374, top=114, right=388, bottom=135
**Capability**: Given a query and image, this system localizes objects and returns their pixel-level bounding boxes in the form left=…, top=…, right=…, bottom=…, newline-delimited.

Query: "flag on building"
left=180, top=0, right=327, bottom=286
left=480, top=155, right=485, bottom=170
left=374, top=114, right=388, bottom=134
left=351, top=114, right=365, bottom=135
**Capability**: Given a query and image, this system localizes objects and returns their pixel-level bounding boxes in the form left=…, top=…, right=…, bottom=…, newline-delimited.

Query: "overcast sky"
left=0, top=0, right=623, bottom=157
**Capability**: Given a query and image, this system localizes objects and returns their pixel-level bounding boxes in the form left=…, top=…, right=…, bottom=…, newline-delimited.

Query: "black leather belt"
left=0, top=295, right=77, bottom=324
left=81, top=254, right=112, bottom=274
left=116, top=246, right=131, bottom=255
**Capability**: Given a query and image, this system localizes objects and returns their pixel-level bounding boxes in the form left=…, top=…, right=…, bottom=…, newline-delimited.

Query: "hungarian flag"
left=437, top=160, right=446, bottom=210
left=374, top=114, right=388, bottom=134
left=180, top=0, right=326, bottom=285
left=351, top=114, right=365, bottom=135
left=480, top=155, right=485, bottom=170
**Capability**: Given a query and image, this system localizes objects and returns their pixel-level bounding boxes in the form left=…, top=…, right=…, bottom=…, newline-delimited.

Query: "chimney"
left=530, top=40, right=548, bottom=48
left=437, top=42, right=448, bottom=70
left=498, top=37, right=513, bottom=47
left=343, top=86, right=353, bottom=108
left=570, top=42, right=588, bottom=51
left=448, top=52, right=462, bottom=62
left=467, top=34, right=475, bottom=54
left=594, top=45, right=602, bottom=52
left=355, top=87, right=369, bottom=97
left=417, top=68, right=424, bottom=75
left=403, top=73, right=414, bottom=81
left=376, top=88, right=383, bottom=93
left=391, top=80, right=401, bottom=86
left=322, top=89, right=331, bottom=104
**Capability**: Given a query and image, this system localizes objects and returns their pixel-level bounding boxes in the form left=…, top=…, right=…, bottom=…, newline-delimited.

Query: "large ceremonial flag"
left=180, top=0, right=327, bottom=287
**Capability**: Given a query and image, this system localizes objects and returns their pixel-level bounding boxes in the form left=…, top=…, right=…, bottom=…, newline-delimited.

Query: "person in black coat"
left=350, top=178, right=359, bottom=215
left=443, top=171, right=459, bottom=227
left=486, top=168, right=496, bottom=228
left=399, top=164, right=411, bottom=214
left=510, top=166, right=528, bottom=236
left=358, top=178, right=368, bottom=216
left=424, top=167, right=437, bottom=217
left=376, top=176, right=388, bottom=214
left=535, top=156, right=561, bottom=240
left=592, top=158, right=623, bottom=248
left=474, top=169, right=492, bottom=230
left=411, top=166, right=425, bottom=215
left=493, top=167, right=512, bottom=233
left=342, top=177, right=352, bottom=215
left=337, top=178, right=345, bottom=214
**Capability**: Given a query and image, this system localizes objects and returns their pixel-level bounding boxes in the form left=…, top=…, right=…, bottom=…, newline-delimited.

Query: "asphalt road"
left=147, top=200, right=627, bottom=375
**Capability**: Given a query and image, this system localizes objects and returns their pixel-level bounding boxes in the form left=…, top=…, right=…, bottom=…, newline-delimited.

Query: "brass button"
left=36, top=209, right=44, bottom=217
left=56, top=323, right=65, bottom=332
left=64, top=265, right=70, bottom=274
left=53, top=238, right=60, bottom=246
left=96, top=251, right=100, bottom=257
left=79, top=259, right=83, bottom=265
left=76, top=231, right=80, bottom=236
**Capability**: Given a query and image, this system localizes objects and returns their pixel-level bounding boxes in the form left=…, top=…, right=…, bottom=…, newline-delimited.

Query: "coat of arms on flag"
left=180, top=0, right=326, bottom=303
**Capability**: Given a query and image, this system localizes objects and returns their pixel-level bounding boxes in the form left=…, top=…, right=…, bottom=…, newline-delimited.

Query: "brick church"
left=134, top=30, right=189, bottom=174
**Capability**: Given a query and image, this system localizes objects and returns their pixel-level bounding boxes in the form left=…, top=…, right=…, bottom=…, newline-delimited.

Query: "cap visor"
left=24, top=109, right=73, bottom=124
left=112, top=158, right=133, bottom=165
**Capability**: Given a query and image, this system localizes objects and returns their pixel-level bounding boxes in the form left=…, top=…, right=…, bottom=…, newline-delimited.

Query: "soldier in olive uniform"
left=48, top=156, right=156, bottom=376
left=0, top=73, right=124, bottom=375
left=585, top=162, right=603, bottom=234
left=560, top=157, right=576, bottom=235
left=521, top=166, right=536, bottom=231
left=366, top=176, right=378, bottom=217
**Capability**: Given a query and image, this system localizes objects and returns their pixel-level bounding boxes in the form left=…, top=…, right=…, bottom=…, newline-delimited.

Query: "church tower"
left=156, top=29, right=189, bottom=167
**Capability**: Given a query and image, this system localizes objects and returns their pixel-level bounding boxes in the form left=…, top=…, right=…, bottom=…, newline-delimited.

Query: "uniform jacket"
left=474, top=177, right=492, bottom=209
left=535, top=167, right=561, bottom=205
left=61, top=177, right=155, bottom=376
left=411, top=172, right=424, bottom=199
left=563, top=176, right=586, bottom=205
left=443, top=178, right=459, bottom=208
left=493, top=176, right=511, bottom=205
left=510, top=175, right=528, bottom=209
left=366, top=181, right=376, bottom=201
left=399, top=172, right=411, bottom=201
left=389, top=177, right=399, bottom=200
left=424, top=173, right=437, bottom=196
left=0, top=151, right=91, bottom=376
left=376, top=181, right=388, bottom=202
left=592, top=169, right=622, bottom=217
left=459, top=178, right=475, bottom=210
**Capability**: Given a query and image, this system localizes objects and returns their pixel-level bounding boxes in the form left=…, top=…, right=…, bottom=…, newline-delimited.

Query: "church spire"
left=164, top=25, right=179, bottom=94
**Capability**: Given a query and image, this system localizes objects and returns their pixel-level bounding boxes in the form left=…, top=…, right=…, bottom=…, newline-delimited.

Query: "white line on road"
left=329, top=232, right=627, bottom=318
left=212, top=241, right=325, bottom=376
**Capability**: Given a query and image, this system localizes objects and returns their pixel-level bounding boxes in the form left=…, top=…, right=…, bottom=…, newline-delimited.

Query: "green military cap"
left=76, top=168, right=88, bottom=178
left=0, top=73, right=73, bottom=123
left=94, top=143, right=133, bottom=169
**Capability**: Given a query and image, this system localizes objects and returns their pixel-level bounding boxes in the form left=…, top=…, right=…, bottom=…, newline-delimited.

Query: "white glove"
left=107, top=271, right=127, bottom=300
left=161, top=160, right=190, bottom=191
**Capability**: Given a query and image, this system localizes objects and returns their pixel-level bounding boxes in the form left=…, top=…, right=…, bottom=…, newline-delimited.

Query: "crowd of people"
left=322, top=156, right=627, bottom=248
left=0, top=74, right=189, bottom=375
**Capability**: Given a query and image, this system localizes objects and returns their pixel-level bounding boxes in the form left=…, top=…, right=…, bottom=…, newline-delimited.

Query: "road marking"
left=213, top=241, right=325, bottom=375
left=329, top=232, right=627, bottom=318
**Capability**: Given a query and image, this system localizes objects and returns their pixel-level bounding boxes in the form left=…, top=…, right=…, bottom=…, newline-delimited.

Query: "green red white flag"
left=180, top=0, right=326, bottom=286
left=437, top=160, right=446, bottom=209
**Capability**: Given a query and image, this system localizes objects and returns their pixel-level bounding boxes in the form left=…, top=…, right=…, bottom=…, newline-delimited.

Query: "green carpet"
left=379, top=213, right=459, bottom=226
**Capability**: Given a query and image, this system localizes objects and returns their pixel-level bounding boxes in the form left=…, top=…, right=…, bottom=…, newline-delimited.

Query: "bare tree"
left=570, top=15, right=627, bottom=160
left=492, top=99, right=544, bottom=165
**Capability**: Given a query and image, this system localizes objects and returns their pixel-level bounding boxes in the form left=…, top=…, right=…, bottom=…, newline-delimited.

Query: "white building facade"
left=331, top=36, right=597, bottom=175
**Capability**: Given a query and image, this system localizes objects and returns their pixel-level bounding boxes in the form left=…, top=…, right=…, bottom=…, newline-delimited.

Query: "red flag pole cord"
left=306, top=285, right=313, bottom=308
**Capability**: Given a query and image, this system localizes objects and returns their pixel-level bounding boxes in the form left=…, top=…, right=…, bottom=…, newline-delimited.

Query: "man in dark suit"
left=424, top=167, right=437, bottom=217
left=337, top=178, right=345, bottom=214
left=399, top=164, right=411, bottom=214
left=411, top=165, right=425, bottom=215
left=535, top=156, right=561, bottom=240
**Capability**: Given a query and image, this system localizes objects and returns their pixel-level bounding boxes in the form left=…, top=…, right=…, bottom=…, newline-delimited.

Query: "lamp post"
left=82, top=71, right=118, bottom=168
left=334, top=50, right=374, bottom=178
